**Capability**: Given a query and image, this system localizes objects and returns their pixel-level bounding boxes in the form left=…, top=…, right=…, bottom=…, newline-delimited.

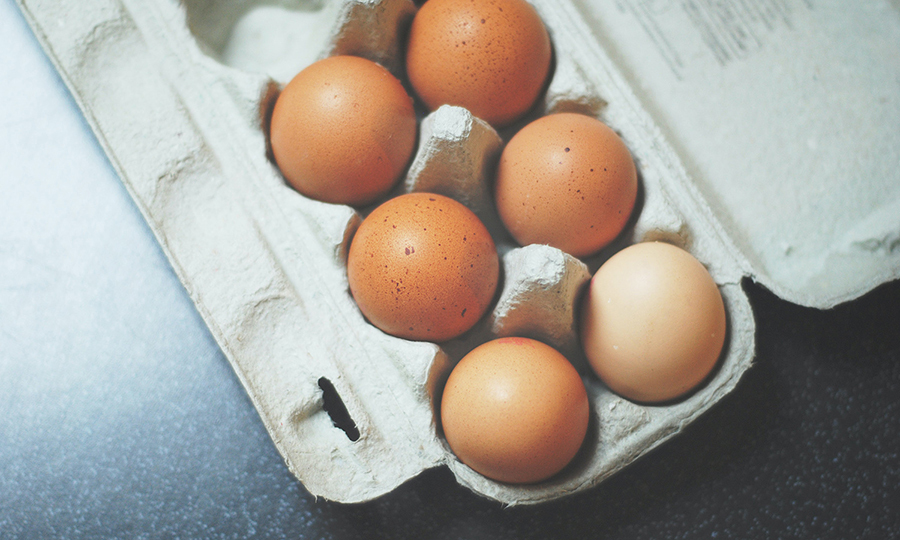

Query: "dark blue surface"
left=2, top=0, right=898, bottom=537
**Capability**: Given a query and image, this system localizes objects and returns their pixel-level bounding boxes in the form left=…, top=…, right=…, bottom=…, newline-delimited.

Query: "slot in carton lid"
left=572, top=0, right=900, bottom=308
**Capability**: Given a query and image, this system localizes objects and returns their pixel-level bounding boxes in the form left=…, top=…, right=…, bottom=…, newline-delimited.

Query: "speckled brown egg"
left=269, top=55, right=417, bottom=207
left=441, top=337, right=590, bottom=484
left=405, top=0, right=552, bottom=128
left=347, top=193, right=499, bottom=342
left=580, top=242, right=727, bottom=403
left=494, top=112, right=638, bottom=258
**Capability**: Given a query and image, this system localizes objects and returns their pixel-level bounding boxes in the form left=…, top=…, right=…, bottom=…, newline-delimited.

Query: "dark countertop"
left=2, top=0, right=898, bottom=537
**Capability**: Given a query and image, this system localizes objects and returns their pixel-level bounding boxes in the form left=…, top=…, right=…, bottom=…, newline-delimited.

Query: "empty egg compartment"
left=15, top=0, right=756, bottom=504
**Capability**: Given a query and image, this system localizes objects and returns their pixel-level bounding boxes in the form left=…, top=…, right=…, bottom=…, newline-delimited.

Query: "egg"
left=494, top=112, right=638, bottom=258
left=440, top=337, right=589, bottom=484
left=269, top=55, right=417, bottom=206
left=347, top=193, right=499, bottom=342
left=580, top=242, right=727, bottom=403
left=405, top=0, right=552, bottom=128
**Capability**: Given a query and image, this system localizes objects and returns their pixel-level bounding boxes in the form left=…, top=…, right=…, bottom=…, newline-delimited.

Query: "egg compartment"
left=15, top=0, right=756, bottom=505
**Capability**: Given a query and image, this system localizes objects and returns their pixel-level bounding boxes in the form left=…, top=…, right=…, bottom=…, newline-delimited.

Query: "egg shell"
left=441, top=337, right=590, bottom=484
left=347, top=193, right=500, bottom=342
left=580, top=241, right=727, bottom=403
left=269, top=55, right=417, bottom=206
left=495, top=112, right=638, bottom=258
left=405, top=0, right=552, bottom=127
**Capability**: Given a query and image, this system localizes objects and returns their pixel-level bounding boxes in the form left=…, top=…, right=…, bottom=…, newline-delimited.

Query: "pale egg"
left=580, top=241, right=727, bottom=403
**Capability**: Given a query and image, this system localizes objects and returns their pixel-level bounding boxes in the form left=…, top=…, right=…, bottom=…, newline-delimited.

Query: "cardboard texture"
left=15, top=0, right=897, bottom=504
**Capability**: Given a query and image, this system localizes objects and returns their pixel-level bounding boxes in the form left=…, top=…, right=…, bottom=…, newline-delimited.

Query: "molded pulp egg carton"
left=17, top=0, right=900, bottom=504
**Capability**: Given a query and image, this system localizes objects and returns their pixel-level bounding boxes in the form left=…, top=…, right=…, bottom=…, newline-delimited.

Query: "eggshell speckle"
left=441, top=337, right=590, bottom=484
left=580, top=242, right=727, bottom=403
left=495, top=112, right=638, bottom=258
left=269, top=55, right=417, bottom=206
left=405, top=0, right=552, bottom=127
left=347, top=193, right=499, bottom=342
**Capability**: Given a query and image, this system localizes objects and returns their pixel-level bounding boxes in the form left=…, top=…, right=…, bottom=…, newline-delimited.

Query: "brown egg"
left=441, top=337, right=590, bottom=484
left=347, top=193, right=499, bottom=342
left=494, top=112, right=638, bottom=258
left=580, top=242, right=727, bottom=403
left=269, top=55, right=417, bottom=207
left=405, top=0, right=552, bottom=127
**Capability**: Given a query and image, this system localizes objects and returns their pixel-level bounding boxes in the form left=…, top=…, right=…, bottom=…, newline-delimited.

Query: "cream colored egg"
left=580, top=242, right=727, bottom=403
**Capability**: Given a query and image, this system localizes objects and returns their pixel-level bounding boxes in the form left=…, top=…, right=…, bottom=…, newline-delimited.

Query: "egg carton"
left=16, top=0, right=898, bottom=504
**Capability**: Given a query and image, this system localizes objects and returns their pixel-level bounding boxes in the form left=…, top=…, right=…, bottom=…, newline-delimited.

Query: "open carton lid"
left=574, top=0, right=900, bottom=307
